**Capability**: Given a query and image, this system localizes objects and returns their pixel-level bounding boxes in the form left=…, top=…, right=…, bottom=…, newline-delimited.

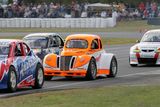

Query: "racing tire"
left=85, top=58, right=97, bottom=80
left=130, top=64, right=138, bottom=67
left=107, top=56, right=118, bottom=78
left=32, top=64, right=44, bottom=89
left=44, top=76, right=53, bottom=81
left=7, top=66, right=17, bottom=92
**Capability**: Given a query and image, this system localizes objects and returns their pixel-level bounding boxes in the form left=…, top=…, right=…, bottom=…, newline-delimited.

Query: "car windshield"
left=66, top=39, right=88, bottom=49
left=0, top=45, right=10, bottom=56
left=141, top=32, right=160, bottom=42
left=24, top=37, right=48, bottom=49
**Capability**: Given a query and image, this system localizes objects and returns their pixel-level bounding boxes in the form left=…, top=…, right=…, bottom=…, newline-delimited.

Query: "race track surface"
left=1, top=44, right=160, bottom=98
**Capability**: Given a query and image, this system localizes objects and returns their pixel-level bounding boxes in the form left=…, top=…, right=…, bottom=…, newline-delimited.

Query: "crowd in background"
left=0, top=1, right=160, bottom=20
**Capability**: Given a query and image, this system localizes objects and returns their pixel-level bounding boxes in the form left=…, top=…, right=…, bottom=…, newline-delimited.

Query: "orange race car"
left=43, top=34, right=118, bottom=80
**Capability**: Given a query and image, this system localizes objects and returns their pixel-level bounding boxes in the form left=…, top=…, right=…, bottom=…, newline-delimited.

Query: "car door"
left=90, top=39, right=101, bottom=67
left=22, top=43, right=37, bottom=79
left=14, top=43, right=26, bottom=81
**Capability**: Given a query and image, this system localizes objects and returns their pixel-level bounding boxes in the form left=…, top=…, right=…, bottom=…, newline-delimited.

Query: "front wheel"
left=85, top=58, right=97, bottom=80
left=107, top=56, right=118, bottom=78
left=7, top=67, right=17, bottom=92
left=32, top=64, right=44, bottom=89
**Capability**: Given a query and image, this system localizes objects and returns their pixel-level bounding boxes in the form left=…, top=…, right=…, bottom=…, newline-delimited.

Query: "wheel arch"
left=98, top=53, right=115, bottom=70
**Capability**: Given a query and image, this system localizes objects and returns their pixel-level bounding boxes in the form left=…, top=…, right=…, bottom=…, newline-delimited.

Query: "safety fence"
left=0, top=17, right=116, bottom=28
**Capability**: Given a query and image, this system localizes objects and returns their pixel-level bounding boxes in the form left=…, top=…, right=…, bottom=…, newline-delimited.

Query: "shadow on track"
left=49, top=75, right=110, bottom=82
left=136, top=64, right=160, bottom=68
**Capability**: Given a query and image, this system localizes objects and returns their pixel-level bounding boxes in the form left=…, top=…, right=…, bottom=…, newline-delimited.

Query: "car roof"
left=145, top=29, right=160, bottom=34
left=24, top=33, right=60, bottom=38
left=0, top=39, right=23, bottom=45
left=66, top=34, right=101, bottom=41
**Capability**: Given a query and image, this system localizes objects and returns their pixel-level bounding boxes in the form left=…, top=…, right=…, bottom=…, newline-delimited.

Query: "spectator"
left=0, top=1, right=159, bottom=20
left=101, top=10, right=107, bottom=18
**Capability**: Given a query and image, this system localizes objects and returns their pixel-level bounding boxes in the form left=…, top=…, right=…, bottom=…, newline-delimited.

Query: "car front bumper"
left=130, top=53, right=160, bottom=65
left=44, top=68, right=87, bottom=77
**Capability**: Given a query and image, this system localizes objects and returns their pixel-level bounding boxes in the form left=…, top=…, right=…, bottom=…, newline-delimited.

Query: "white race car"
left=130, top=29, right=160, bottom=66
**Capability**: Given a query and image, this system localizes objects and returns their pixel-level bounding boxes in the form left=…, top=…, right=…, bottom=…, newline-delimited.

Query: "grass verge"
left=0, top=20, right=160, bottom=32
left=1, top=86, right=160, bottom=107
left=0, top=36, right=137, bottom=45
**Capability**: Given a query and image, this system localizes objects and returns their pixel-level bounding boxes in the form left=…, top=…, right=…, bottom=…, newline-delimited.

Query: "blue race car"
left=0, top=39, right=44, bottom=92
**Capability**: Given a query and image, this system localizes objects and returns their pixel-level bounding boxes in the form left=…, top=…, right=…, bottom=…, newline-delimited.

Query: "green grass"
left=1, top=86, right=160, bottom=107
left=102, top=37, right=137, bottom=45
left=0, top=20, right=159, bottom=32
left=0, top=36, right=137, bottom=45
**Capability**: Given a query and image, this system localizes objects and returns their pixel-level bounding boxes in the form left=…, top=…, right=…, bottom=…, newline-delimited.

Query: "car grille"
left=141, top=49, right=154, bottom=52
left=138, top=58, right=157, bottom=64
left=60, top=56, right=72, bottom=71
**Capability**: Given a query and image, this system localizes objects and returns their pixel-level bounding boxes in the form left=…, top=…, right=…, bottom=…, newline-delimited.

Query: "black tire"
left=107, top=56, right=118, bottom=78
left=32, top=64, right=44, bottom=89
left=7, top=66, right=17, bottom=92
left=85, top=58, right=97, bottom=80
left=130, top=64, right=138, bottom=67
left=44, top=76, right=53, bottom=81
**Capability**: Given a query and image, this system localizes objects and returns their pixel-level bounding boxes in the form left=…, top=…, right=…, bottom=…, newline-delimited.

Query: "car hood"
left=61, top=49, right=87, bottom=56
left=131, top=42, right=160, bottom=50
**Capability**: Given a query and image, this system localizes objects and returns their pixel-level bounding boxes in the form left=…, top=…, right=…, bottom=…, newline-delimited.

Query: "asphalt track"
left=1, top=43, right=160, bottom=98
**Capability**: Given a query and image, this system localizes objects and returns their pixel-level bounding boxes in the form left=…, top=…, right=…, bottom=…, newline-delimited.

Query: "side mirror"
left=136, top=40, right=140, bottom=43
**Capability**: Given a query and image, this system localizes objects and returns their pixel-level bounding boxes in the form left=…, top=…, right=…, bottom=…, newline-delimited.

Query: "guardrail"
left=0, top=17, right=116, bottom=28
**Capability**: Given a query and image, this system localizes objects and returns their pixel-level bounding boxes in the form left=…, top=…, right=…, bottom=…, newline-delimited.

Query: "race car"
left=43, top=34, right=118, bottom=80
left=130, top=29, right=160, bottom=66
left=23, top=33, right=64, bottom=60
left=0, top=39, right=44, bottom=92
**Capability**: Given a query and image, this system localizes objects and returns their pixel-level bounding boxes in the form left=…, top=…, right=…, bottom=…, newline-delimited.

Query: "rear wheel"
left=7, top=67, right=17, bottom=92
left=107, top=56, right=118, bottom=78
left=33, top=64, right=44, bottom=89
left=44, top=76, right=53, bottom=81
left=85, top=58, right=97, bottom=80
